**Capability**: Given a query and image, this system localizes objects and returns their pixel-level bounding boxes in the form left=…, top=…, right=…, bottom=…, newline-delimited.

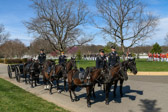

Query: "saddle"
left=72, top=68, right=91, bottom=86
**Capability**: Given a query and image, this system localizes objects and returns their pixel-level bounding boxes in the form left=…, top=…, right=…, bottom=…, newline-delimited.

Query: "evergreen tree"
left=150, top=43, right=162, bottom=53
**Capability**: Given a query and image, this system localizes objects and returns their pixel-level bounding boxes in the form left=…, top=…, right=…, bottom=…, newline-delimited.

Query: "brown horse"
left=41, top=60, right=55, bottom=90
left=68, top=67, right=103, bottom=107
left=49, top=57, right=77, bottom=94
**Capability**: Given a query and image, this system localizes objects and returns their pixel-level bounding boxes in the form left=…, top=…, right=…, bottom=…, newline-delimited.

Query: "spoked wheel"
left=7, top=65, right=12, bottom=79
left=15, top=66, right=21, bottom=82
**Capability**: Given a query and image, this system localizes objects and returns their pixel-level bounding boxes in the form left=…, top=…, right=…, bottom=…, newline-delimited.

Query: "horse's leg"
left=49, top=78, right=53, bottom=94
left=113, top=80, right=118, bottom=98
left=105, top=83, right=111, bottom=105
left=120, top=79, right=124, bottom=97
left=86, top=86, right=91, bottom=107
left=92, top=84, right=96, bottom=99
left=43, top=76, right=47, bottom=89
left=64, top=77, right=67, bottom=92
left=35, top=75, right=38, bottom=87
left=56, top=78, right=61, bottom=93
left=69, top=85, right=74, bottom=102
left=30, top=74, right=33, bottom=88
left=72, top=86, right=79, bottom=101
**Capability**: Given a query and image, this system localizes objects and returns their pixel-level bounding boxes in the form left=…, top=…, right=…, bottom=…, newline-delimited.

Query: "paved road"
left=0, top=64, right=168, bottom=112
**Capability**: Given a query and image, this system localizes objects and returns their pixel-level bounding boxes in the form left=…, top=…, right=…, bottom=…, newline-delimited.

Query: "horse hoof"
left=71, top=99, right=74, bottom=102
left=75, top=98, right=79, bottom=101
left=50, top=92, right=52, bottom=95
left=31, top=86, right=34, bottom=88
left=87, top=104, right=91, bottom=108
left=105, top=101, right=109, bottom=105
left=57, top=90, right=61, bottom=93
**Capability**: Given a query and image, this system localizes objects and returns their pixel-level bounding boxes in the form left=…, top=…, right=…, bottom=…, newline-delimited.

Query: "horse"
left=29, top=60, right=41, bottom=88
left=41, top=60, right=56, bottom=90
left=113, top=58, right=137, bottom=98
left=104, top=63, right=128, bottom=105
left=49, top=57, right=77, bottom=94
left=67, top=67, right=104, bottom=107
left=23, top=59, right=34, bottom=84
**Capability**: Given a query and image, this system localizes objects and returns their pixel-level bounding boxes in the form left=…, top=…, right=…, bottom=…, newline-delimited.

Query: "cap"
left=40, top=49, right=44, bottom=51
left=111, top=46, right=116, bottom=49
left=99, top=49, right=104, bottom=53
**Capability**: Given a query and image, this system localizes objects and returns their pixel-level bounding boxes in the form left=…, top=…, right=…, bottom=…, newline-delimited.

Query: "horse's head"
left=127, top=58, right=138, bottom=75
left=119, top=64, right=128, bottom=81
left=30, top=61, right=40, bottom=74
left=67, top=57, right=76, bottom=69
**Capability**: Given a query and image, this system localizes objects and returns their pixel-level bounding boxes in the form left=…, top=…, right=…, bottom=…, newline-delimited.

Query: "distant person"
left=108, top=46, right=120, bottom=67
left=38, top=49, right=46, bottom=64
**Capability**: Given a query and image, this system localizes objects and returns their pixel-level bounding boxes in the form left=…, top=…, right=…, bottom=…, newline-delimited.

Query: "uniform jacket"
left=108, top=51, right=120, bottom=67
left=59, top=55, right=67, bottom=65
left=38, top=53, right=46, bottom=64
left=96, top=55, right=107, bottom=69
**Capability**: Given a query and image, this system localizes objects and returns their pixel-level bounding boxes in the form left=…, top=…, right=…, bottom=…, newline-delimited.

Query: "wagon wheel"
left=7, top=65, right=12, bottom=79
left=15, top=66, right=21, bottom=82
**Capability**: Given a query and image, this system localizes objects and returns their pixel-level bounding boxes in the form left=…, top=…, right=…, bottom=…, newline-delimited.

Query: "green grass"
left=76, top=59, right=168, bottom=72
left=0, top=78, right=69, bottom=112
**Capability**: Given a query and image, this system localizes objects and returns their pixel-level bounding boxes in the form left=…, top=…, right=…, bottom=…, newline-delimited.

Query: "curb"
left=128, top=72, right=168, bottom=76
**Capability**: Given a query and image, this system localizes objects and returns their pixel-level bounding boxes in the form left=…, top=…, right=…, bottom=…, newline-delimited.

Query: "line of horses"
left=21, top=57, right=137, bottom=107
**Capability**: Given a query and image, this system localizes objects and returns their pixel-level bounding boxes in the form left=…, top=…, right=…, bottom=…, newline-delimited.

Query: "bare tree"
left=28, top=38, right=52, bottom=56
left=0, top=24, right=9, bottom=44
left=164, top=33, right=168, bottom=46
left=96, top=0, right=158, bottom=60
left=0, top=39, right=27, bottom=58
left=25, top=0, right=93, bottom=53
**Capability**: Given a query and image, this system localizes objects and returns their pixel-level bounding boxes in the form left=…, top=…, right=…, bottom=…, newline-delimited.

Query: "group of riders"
left=22, top=46, right=137, bottom=107
left=38, top=45, right=120, bottom=71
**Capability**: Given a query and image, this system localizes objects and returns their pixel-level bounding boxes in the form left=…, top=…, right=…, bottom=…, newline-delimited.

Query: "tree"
left=25, top=0, right=93, bottom=53
left=104, top=42, right=118, bottom=53
left=0, top=39, right=27, bottom=58
left=96, top=0, right=158, bottom=60
left=76, top=50, right=82, bottom=60
left=28, top=38, right=52, bottom=56
left=0, top=24, right=9, bottom=44
left=164, top=33, right=168, bottom=46
left=150, top=43, right=162, bottom=54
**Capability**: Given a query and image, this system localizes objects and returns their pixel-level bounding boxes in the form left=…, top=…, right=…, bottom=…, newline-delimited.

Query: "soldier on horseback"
left=59, top=52, right=67, bottom=71
left=108, top=46, right=120, bottom=67
left=96, top=49, right=107, bottom=69
left=38, top=49, right=46, bottom=64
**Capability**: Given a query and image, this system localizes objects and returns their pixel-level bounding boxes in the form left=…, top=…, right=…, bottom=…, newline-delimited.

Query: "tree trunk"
left=121, top=41, right=125, bottom=61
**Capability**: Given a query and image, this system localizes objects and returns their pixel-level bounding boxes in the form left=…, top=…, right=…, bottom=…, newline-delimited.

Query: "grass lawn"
left=76, top=59, right=168, bottom=72
left=0, top=78, right=69, bottom=112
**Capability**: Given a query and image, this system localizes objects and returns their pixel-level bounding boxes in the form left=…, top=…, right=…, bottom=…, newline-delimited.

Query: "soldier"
left=38, top=49, right=46, bottom=64
left=108, top=46, right=120, bottom=67
left=59, top=52, right=67, bottom=67
left=96, top=49, right=107, bottom=69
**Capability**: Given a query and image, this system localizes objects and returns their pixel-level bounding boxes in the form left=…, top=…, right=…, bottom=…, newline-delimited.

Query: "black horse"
left=104, top=62, right=129, bottom=105
left=29, top=61, right=41, bottom=88
left=113, top=58, right=137, bottom=98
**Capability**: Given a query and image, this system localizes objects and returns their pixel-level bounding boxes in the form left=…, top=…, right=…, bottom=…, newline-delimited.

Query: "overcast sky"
left=0, top=0, right=168, bottom=46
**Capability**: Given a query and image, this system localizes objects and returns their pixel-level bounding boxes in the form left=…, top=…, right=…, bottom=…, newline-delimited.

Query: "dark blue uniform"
left=59, top=55, right=67, bottom=65
left=108, top=51, right=120, bottom=67
left=96, top=55, right=107, bottom=69
left=38, top=53, right=46, bottom=64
